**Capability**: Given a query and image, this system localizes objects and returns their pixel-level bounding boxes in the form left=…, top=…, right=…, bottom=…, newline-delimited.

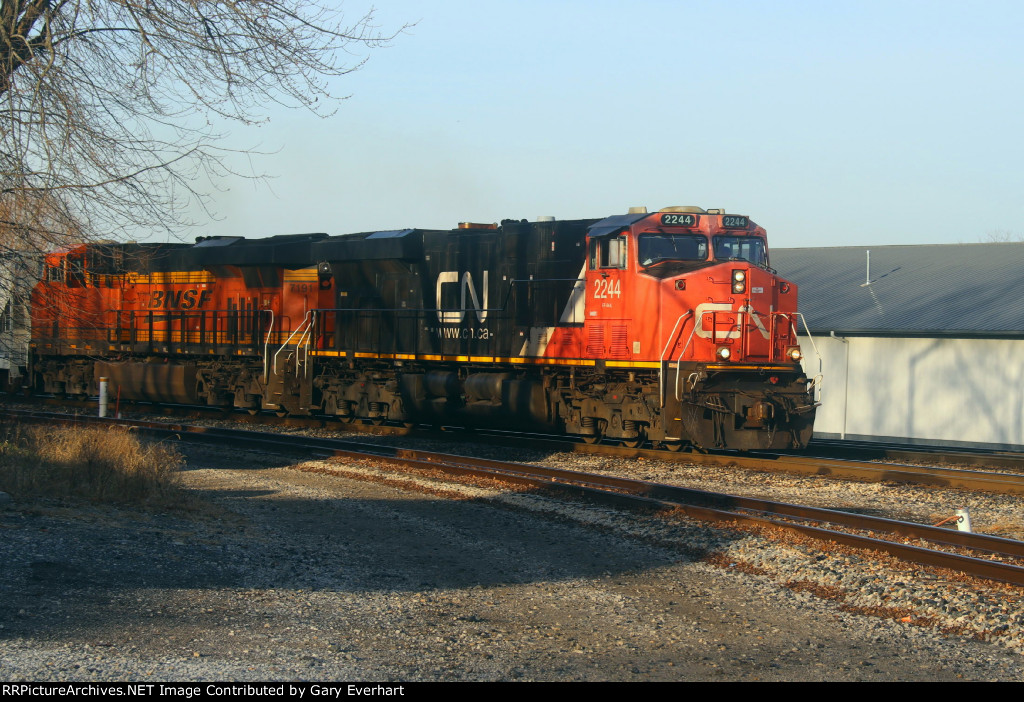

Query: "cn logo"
left=693, top=303, right=769, bottom=340
left=436, top=271, right=489, bottom=324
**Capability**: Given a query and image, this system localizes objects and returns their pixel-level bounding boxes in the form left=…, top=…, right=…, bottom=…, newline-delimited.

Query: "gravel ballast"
left=2, top=442, right=1024, bottom=682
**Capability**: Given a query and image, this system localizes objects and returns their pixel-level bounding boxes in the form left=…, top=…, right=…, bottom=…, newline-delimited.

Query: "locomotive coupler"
left=744, top=401, right=775, bottom=428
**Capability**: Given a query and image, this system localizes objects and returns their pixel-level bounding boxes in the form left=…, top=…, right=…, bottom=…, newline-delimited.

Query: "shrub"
left=0, top=423, right=187, bottom=506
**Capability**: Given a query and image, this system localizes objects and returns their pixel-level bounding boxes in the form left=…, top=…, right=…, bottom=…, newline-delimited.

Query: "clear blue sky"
left=193, top=0, right=1024, bottom=248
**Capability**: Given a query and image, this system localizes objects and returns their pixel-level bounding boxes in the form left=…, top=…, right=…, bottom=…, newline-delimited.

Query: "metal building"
left=771, top=242, right=1024, bottom=450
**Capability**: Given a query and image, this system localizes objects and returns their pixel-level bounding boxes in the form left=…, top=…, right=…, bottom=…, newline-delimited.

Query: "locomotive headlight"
left=786, top=346, right=803, bottom=362
left=732, top=269, right=746, bottom=293
left=716, top=346, right=732, bottom=361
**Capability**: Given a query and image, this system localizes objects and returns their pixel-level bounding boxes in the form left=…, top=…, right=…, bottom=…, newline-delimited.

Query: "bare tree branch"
left=0, top=0, right=403, bottom=253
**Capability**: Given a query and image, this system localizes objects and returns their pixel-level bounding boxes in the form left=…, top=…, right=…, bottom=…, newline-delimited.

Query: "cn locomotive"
left=24, top=206, right=818, bottom=450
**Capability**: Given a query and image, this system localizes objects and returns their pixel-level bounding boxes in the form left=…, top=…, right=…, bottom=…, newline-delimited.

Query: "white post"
left=98, top=377, right=108, bottom=418
left=956, top=508, right=972, bottom=533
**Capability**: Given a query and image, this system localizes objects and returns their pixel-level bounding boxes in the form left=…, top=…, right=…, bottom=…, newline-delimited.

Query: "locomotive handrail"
left=296, top=310, right=316, bottom=378
left=309, top=306, right=437, bottom=314
left=794, top=313, right=821, bottom=371
left=775, top=312, right=821, bottom=363
left=659, top=311, right=694, bottom=361
left=805, top=374, right=823, bottom=404
left=102, top=307, right=271, bottom=351
left=675, top=325, right=701, bottom=401
left=307, top=277, right=585, bottom=318
left=659, top=311, right=693, bottom=408
left=777, top=311, right=823, bottom=401
left=672, top=309, right=821, bottom=403
left=262, top=309, right=274, bottom=383
left=272, top=310, right=313, bottom=376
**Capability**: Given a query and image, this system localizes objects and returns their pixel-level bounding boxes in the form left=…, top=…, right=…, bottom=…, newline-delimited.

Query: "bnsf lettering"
left=149, top=289, right=213, bottom=309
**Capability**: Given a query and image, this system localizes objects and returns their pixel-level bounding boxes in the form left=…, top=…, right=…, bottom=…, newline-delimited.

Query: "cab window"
left=638, top=234, right=708, bottom=267
left=713, top=236, right=767, bottom=267
left=66, top=257, right=86, bottom=287
left=589, top=236, right=628, bottom=270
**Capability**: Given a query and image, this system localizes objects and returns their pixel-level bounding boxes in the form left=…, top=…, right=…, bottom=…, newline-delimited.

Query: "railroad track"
left=801, top=437, right=1024, bottom=471
left=12, top=395, right=1024, bottom=496
left=467, top=432, right=1024, bottom=496
left=7, top=407, right=1024, bottom=588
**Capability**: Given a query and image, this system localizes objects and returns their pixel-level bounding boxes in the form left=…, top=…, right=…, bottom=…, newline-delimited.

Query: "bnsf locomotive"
left=25, top=206, right=818, bottom=450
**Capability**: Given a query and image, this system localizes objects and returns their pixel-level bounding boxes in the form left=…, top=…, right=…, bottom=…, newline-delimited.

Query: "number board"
left=660, top=213, right=698, bottom=227
left=720, top=215, right=749, bottom=229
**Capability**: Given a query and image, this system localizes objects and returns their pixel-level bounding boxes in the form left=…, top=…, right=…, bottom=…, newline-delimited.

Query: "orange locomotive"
left=30, top=233, right=330, bottom=409
left=28, top=206, right=818, bottom=450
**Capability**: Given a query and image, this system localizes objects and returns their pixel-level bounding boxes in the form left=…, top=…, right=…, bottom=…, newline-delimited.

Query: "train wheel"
left=247, top=409, right=260, bottom=416
left=370, top=417, right=386, bottom=426
left=662, top=441, right=684, bottom=452
left=622, top=428, right=646, bottom=449
left=275, top=409, right=288, bottom=418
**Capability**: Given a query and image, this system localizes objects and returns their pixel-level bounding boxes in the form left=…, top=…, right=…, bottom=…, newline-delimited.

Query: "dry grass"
left=0, top=423, right=190, bottom=507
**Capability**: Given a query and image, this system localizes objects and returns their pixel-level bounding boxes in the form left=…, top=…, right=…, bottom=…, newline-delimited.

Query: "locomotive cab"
left=578, top=207, right=817, bottom=450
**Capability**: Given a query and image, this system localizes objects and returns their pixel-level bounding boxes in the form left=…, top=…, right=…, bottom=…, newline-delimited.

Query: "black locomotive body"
left=313, top=218, right=590, bottom=356
left=305, top=218, right=596, bottom=432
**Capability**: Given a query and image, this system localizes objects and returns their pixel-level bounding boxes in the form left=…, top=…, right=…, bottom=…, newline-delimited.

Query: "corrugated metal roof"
left=770, top=242, right=1024, bottom=336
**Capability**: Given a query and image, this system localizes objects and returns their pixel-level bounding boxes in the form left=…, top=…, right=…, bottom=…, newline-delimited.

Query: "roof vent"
left=627, top=206, right=648, bottom=214
left=536, top=216, right=555, bottom=222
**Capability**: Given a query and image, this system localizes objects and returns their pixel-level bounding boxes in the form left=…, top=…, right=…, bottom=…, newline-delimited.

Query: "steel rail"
left=6, top=408, right=1024, bottom=587
left=465, top=432, right=1024, bottom=495
left=14, top=397, right=1024, bottom=494
left=798, top=438, right=1024, bottom=471
left=20, top=392, right=1024, bottom=474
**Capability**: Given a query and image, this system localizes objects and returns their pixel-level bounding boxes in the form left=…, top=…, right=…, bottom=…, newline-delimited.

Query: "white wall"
left=800, top=334, right=1024, bottom=450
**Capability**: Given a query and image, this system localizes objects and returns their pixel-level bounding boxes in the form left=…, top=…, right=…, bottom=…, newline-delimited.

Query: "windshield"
left=713, top=236, right=767, bottom=267
left=638, top=234, right=708, bottom=267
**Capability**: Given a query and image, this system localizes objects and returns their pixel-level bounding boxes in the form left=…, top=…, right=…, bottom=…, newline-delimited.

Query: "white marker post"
left=98, top=377, right=108, bottom=418
left=956, top=508, right=972, bottom=533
